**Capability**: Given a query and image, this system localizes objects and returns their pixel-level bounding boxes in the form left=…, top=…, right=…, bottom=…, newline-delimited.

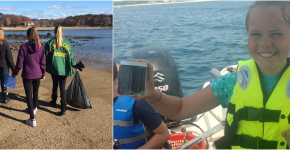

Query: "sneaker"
left=26, top=119, right=36, bottom=127
left=33, top=107, right=37, bottom=115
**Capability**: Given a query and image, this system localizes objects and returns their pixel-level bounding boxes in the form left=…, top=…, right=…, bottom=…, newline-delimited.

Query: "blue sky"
left=0, top=1, right=112, bottom=19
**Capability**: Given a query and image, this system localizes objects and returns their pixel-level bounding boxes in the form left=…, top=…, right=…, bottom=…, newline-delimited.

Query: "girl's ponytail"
left=54, top=26, right=63, bottom=50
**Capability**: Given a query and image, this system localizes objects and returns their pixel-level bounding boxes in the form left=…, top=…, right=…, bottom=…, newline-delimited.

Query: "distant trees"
left=5, top=17, right=11, bottom=26
left=50, top=19, right=56, bottom=27
left=3, top=15, right=22, bottom=26
left=0, top=13, right=3, bottom=26
left=76, top=20, right=81, bottom=26
left=62, top=17, right=77, bottom=26
left=0, top=13, right=3, bottom=23
left=80, top=18, right=86, bottom=26
left=54, top=19, right=64, bottom=26
left=61, top=14, right=113, bottom=27
left=86, top=17, right=92, bottom=26
left=0, top=14, right=112, bottom=27
left=40, top=19, right=50, bottom=27
left=33, top=19, right=40, bottom=27
left=10, top=15, right=22, bottom=25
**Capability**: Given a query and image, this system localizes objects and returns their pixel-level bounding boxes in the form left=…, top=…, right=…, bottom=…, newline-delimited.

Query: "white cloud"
left=0, top=6, right=15, bottom=11
left=21, top=8, right=112, bottom=20
left=38, top=14, right=53, bottom=19
left=22, top=10, right=56, bottom=19
left=79, top=8, right=112, bottom=14
left=22, top=10, right=44, bottom=15
left=47, top=5, right=82, bottom=9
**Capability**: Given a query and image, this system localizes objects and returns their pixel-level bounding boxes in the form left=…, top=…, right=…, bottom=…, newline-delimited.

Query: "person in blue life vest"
left=113, top=59, right=169, bottom=149
left=131, top=1, right=290, bottom=149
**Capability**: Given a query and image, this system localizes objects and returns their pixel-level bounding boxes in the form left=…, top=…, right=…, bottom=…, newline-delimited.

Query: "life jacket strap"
left=114, top=131, right=152, bottom=145
left=113, top=120, right=135, bottom=127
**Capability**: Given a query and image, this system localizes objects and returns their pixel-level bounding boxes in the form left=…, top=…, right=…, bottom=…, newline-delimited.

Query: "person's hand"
left=281, top=130, right=290, bottom=147
left=11, top=73, right=16, bottom=79
left=40, top=76, right=45, bottom=81
left=76, top=61, right=85, bottom=71
left=130, top=58, right=156, bottom=101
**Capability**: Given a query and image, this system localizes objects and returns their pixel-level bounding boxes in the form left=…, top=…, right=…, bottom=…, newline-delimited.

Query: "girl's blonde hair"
left=0, top=28, right=5, bottom=46
left=27, top=27, right=41, bottom=48
left=246, top=1, right=290, bottom=31
left=54, top=26, right=63, bottom=50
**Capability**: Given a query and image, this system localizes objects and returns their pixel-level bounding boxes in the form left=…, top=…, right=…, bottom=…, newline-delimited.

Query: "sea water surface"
left=6, top=29, right=112, bottom=70
left=114, top=1, right=254, bottom=96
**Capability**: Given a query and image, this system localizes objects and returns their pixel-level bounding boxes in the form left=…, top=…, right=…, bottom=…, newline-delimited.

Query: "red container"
left=167, top=133, right=206, bottom=149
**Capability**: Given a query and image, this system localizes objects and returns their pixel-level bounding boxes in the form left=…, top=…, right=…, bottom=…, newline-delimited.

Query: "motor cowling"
left=131, top=46, right=183, bottom=98
left=131, top=47, right=184, bottom=125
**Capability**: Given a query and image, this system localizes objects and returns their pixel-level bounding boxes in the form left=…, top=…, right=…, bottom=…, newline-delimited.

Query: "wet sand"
left=0, top=54, right=112, bottom=149
left=2, top=26, right=112, bottom=31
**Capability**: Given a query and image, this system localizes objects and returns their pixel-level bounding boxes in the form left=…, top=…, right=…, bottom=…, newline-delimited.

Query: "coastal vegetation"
left=0, top=13, right=112, bottom=27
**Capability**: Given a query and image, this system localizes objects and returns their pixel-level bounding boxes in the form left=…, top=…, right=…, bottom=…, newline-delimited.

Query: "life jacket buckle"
left=114, top=139, right=120, bottom=145
left=240, top=134, right=262, bottom=149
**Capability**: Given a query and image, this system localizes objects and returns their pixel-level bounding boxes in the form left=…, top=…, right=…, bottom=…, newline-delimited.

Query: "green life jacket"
left=225, top=59, right=290, bottom=149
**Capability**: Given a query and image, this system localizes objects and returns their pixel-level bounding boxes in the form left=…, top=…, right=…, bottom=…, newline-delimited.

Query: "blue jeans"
left=0, top=68, right=9, bottom=92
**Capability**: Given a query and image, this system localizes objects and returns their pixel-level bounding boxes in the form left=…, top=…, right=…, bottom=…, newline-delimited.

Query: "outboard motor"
left=131, top=46, right=183, bottom=98
left=131, top=47, right=184, bottom=125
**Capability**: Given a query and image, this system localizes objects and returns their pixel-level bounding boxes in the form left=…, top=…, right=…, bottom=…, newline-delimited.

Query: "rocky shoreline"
left=5, top=34, right=112, bottom=71
left=5, top=34, right=97, bottom=51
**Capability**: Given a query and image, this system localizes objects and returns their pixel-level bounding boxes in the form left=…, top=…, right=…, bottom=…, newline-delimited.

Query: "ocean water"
left=5, top=29, right=112, bottom=70
left=114, top=1, right=254, bottom=96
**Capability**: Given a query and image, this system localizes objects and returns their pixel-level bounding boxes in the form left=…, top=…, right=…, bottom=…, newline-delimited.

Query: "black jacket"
left=0, top=41, right=15, bottom=71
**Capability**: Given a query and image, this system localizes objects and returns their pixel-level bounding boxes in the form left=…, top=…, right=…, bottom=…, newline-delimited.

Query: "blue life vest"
left=113, top=96, right=150, bottom=149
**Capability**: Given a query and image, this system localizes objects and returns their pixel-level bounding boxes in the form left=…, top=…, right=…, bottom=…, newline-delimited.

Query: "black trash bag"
left=66, top=70, right=92, bottom=109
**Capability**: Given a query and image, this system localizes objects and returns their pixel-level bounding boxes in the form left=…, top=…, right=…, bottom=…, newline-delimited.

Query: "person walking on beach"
left=0, top=28, right=15, bottom=103
left=13, top=27, right=45, bottom=127
left=45, top=26, right=84, bottom=115
left=130, top=1, right=290, bottom=149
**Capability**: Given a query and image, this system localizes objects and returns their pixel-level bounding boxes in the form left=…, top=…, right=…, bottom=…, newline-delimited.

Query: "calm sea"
left=5, top=29, right=112, bottom=70
left=114, top=1, right=254, bottom=96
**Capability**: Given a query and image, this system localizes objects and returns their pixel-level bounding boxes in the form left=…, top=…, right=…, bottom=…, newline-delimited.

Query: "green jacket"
left=45, top=37, right=76, bottom=76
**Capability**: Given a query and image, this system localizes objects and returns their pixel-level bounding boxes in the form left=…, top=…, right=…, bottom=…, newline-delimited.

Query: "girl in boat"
left=132, top=1, right=290, bottom=149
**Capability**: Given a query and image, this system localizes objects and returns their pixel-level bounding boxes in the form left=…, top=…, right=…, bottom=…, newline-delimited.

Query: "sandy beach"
left=2, top=26, right=112, bottom=31
left=0, top=54, right=112, bottom=149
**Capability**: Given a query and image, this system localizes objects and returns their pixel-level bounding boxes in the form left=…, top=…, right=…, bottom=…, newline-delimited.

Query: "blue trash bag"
left=4, top=75, right=16, bottom=89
